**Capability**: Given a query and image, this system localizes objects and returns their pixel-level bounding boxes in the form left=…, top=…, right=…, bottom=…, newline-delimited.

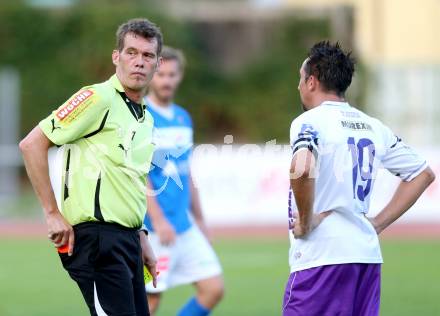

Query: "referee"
left=19, top=18, right=162, bottom=316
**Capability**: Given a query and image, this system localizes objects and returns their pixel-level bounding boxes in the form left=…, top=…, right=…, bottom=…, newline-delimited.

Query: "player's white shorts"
left=146, top=225, right=222, bottom=293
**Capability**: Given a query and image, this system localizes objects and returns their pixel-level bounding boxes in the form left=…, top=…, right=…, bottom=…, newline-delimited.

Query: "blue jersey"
left=144, top=99, right=194, bottom=234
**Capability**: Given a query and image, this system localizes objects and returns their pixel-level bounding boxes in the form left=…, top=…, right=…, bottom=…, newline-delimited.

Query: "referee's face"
left=113, top=32, right=160, bottom=93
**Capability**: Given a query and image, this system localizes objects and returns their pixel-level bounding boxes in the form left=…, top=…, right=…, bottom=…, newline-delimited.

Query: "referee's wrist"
left=139, top=224, right=149, bottom=236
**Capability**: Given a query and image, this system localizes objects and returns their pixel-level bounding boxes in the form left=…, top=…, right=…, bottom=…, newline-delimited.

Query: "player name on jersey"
left=340, top=120, right=372, bottom=131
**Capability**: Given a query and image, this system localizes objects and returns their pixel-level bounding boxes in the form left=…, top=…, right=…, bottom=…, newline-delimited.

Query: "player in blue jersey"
left=143, top=47, right=224, bottom=316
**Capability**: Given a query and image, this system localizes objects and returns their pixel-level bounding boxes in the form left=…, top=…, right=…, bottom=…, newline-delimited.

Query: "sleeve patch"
left=56, top=89, right=94, bottom=121
left=298, top=123, right=318, bottom=139
left=291, top=123, right=319, bottom=159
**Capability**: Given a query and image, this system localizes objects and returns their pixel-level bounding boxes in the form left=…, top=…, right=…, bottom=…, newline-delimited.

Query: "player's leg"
left=353, top=264, right=381, bottom=316
left=194, top=275, right=225, bottom=309
left=176, top=276, right=224, bottom=316
left=282, top=263, right=362, bottom=316
left=58, top=224, right=99, bottom=316
left=171, top=226, right=224, bottom=316
left=147, top=293, right=162, bottom=315
left=93, top=224, right=149, bottom=316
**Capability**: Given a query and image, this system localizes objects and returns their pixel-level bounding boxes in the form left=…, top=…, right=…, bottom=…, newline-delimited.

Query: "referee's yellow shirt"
left=39, top=74, right=155, bottom=229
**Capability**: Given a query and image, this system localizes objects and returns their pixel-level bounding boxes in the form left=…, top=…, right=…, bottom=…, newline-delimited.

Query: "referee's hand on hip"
left=46, top=211, right=75, bottom=256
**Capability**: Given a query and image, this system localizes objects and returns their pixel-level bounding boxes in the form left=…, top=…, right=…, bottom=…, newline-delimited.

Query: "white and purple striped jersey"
left=288, top=100, right=427, bottom=272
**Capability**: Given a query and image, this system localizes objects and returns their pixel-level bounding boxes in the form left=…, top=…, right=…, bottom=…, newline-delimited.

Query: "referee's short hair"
left=160, top=46, right=186, bottom=72
left=116, top=18, right=163, bottom=54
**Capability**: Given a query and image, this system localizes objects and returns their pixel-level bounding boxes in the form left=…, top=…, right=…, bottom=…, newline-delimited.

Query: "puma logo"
left=118, top=144, right=129, bottom=156
left=51, top=119, right=61, bottom=133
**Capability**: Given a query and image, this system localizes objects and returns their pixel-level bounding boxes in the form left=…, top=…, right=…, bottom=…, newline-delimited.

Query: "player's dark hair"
left=161, top=46, right=186, bottom=71
left=305, top=41, right=355, bottom=97
left=116, top=18, right=163, bottom=54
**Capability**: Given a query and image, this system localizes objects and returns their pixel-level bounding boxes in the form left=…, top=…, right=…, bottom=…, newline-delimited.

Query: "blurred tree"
left=0, top=1, right=335, bottom=143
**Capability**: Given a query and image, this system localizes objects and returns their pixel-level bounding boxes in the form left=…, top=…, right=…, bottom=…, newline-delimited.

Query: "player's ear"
left=176, top=68, right=184, bottom=83
left=308, top=75, right=317, bottom=92
left=112, top=50, right=119, bottom=66
left=176, top=72, right=184, bottom=83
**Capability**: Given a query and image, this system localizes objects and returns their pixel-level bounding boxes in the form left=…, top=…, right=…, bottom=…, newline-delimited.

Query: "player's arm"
left=289, top=120, right=332, bottom=238
left=370, top=167, right=435, bottom=234
left=19, top=127, right=74, bottom=255
left=189, top=172, right=210, bottom=239
left=146, top=179, right=176, bottom=245
left=290, top=149, right=316, bottom=237
left=20, top=87, right=108, bottom=254
left=370, top=124, right=436, bottom=233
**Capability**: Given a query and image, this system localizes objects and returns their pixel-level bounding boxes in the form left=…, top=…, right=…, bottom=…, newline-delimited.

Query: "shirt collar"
left=145, top=97, right=175, bottom=120
left=109, top=74, right=124, bottom=92
left=321, top=100, right=350, bottom=107
left=109, top=74, right=145, bottom=106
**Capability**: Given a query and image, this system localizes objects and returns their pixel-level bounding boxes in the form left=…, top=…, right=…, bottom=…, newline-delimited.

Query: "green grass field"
left=0, top=238, right=439, bottom=316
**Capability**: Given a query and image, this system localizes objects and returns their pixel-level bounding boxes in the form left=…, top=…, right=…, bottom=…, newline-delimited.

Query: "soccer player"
left=143, top=46, right=224, bottom=316
left=283, top=41, right=435, bottom=315
left=19, top=18, right=162, bottom=316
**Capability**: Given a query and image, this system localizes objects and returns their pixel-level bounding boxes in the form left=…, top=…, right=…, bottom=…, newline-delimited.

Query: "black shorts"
left=59, top=222, right=149, bottom=316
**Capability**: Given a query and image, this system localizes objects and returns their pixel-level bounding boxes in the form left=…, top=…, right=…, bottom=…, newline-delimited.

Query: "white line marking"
left=282, top=272, right=297, bottom=313
left=94, top=282, right=109, bottom=316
